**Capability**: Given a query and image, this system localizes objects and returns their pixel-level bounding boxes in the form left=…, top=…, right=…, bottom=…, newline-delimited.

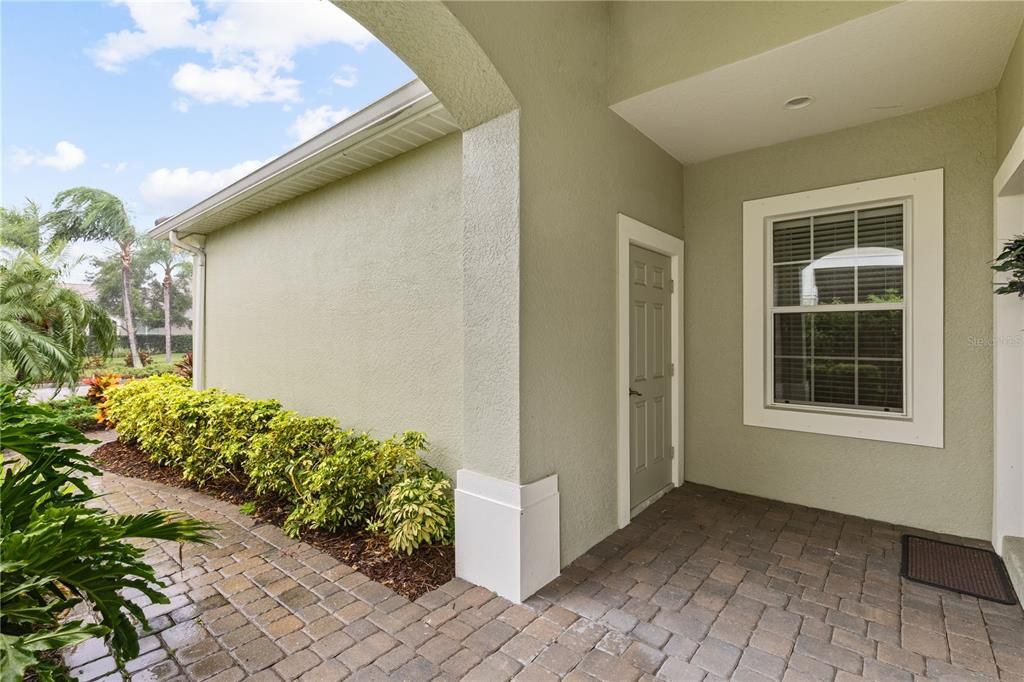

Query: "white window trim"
left=743, top=169, right=944, bottom=448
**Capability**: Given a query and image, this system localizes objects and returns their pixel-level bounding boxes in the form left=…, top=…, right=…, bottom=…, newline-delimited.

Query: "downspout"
left=168, top=230, right=206, bottom=390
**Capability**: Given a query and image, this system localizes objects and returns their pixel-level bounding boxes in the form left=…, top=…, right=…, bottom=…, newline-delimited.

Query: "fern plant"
left=993, top=235, right=1024, bottom=297
left=0, top=385, right=212, bottom=680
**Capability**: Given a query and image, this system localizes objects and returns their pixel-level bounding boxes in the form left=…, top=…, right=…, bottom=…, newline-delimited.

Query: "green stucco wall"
left=682, top=93, right=998, bottom=540
left=608, top=1, right=891, bottom=105
left=449, top=1, right=687, bottom=565
left=998, top=19, right=1024, bottom=164
left=203, top=135, right=465, bottom=475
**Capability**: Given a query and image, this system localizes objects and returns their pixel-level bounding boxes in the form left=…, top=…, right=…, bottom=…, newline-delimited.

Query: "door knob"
left=629, top=388, right=643, bottom=397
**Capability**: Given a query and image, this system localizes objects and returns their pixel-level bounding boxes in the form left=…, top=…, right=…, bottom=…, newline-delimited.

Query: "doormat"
left=901, top=535, right=1018, bottom=605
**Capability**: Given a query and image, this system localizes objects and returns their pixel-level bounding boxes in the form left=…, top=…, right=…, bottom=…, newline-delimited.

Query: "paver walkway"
left=65, top=435, right=1023, bottom=681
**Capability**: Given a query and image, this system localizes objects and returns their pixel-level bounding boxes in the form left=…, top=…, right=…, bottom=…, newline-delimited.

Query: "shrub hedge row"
left=104, top=375, right=454, bottom=554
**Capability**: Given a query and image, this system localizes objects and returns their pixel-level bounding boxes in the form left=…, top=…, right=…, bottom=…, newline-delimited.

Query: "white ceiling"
left=611, top=2, right=1024, bottom=165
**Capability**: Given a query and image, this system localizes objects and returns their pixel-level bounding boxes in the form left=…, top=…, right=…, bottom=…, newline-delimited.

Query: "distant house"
left=61, top=281, right=128, bottom=336
left=61, top=282, right=98, bottom=302
left=151, top=2, right=1024, bottom=602
left=61, top=281, right=190, bottom=341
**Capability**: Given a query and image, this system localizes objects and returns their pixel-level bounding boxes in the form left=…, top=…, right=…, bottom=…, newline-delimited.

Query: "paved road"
left=29, top=383, right=89, bottom=402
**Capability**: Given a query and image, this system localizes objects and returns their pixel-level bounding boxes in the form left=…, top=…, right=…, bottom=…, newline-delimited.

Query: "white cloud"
left=173, top=98, right=190, bottom=113
left=288, top=105, right=353, bottom=142
left=140, top=158, right=266, bottom=213
left=11, top=141, right=86, bottom=171
left=172, top=63, right=300, bottom=105
left=332, top=65, right=358, bottom=88
left=91, top=1, right=376, bottom=107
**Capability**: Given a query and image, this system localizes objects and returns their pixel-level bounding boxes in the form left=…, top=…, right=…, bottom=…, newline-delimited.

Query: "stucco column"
left=334, top=1, right=559, bottom=601
left=461, top=112, right=521, bottom=482
left=456, top=111, right=560, bottom=602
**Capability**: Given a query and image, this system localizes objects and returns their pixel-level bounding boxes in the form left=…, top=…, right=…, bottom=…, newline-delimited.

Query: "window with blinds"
left=769, top=202, right=906, bottom=413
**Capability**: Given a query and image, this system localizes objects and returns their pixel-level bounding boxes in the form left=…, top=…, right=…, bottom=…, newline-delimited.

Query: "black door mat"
left=901, top=535, right=1018, bottom=605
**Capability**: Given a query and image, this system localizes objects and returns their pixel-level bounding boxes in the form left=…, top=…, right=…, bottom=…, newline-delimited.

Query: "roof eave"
left=150, top=78, right=447, bottom=239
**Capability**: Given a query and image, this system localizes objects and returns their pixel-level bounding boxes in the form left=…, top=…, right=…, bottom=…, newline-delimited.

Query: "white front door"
left=629, top=244, right=673, bottom=511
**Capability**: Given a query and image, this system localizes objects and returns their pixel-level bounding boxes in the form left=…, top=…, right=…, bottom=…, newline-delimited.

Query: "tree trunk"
left=120, top=244, right=142, bottom=367
left=163, top=268, right=173, bottom=363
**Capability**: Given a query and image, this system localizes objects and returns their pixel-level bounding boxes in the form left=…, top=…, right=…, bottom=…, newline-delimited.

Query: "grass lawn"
left=84, top=351, right=189, bottom=379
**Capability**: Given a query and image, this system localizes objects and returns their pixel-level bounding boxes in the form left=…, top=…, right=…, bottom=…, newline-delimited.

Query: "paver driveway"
left=66, top=436, right=1023, bottom=681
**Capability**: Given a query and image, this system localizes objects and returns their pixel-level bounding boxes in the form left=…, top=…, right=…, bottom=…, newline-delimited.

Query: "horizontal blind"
left=770, top=203, right=905, bottom=412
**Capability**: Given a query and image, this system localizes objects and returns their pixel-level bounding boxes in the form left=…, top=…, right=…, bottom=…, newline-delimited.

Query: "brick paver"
left=532, top=485, right=1024, bottom=681
left=64, top=434, right=1022, bottom=680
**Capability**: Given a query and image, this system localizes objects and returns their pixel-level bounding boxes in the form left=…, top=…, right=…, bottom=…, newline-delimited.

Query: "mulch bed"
left=90, top=439, right=455, bottom=601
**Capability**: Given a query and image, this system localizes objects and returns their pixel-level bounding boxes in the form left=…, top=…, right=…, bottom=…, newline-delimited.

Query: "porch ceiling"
left=612, top=1, right=1024, bottom=165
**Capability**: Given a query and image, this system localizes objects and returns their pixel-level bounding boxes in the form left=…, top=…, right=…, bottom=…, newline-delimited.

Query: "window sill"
left=766, top=402, right=909, bottom=420
left=746, top=401, right=942, bottom=448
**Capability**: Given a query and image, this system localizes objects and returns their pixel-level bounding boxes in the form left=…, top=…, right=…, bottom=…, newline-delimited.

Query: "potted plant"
left=993, top=235, right=1024, bottom=297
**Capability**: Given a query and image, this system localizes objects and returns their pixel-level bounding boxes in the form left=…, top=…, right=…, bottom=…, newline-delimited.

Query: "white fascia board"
left=149, top=79, right=440, bottom=239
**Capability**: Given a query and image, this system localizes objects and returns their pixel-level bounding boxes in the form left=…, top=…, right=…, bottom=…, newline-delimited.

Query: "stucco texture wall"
left=448, top=1, right=687, bottom=566
left=998, top=19, right=1024, bottom=163
left=682, top=93, right=998, bottom=540
left=203, top=135, right=465, bottom=475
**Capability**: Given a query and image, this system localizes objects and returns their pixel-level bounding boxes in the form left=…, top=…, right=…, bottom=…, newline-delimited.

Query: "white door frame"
left=993, top=127, right=1024, bottom=555
left=616, top=213, right=684, bottom=528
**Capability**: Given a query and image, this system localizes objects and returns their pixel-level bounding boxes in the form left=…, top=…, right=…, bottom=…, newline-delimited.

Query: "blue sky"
left=2, top=0, right=414, bottom=279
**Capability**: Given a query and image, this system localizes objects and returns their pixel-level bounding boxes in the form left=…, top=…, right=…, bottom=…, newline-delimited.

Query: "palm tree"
left=1, top=200, right=44, bottom=254
left=45, top=188, right=144, bottom=366
left=0, top=253, right=117, bottom=387
left=1, top=200, right=66, bottom=258
left=88, top=252, right=149, bottom=339
left=138, top=238, right=190, bottom=362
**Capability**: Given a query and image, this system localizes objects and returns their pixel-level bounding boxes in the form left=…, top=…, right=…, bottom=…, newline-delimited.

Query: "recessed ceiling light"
left=784, top=96, right=815, bottom=110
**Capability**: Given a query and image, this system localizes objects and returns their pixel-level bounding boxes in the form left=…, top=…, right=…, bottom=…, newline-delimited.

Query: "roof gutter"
left=168, top=230, right=207, bottom=390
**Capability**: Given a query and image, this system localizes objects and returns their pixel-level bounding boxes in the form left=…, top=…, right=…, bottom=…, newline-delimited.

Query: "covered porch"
left=537, top=484, right=1023, bottom=680
left=68, top=441, right=1023, bottom=680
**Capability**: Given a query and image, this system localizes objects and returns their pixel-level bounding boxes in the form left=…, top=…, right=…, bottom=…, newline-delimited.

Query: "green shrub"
left=247, top=421, right=426, bottom=536
left=105, top=375, right=453, bottom=553
left=279, top=430, right=426, bottom=536
left=42, top=395, right=98, bottom=431
left=0, top=385, right=211, bottom=679
left=174, top=389, right=280, bottom=483
left=246, top=411, right=342, bottom=499
left=105, top=374, right=192, bottom=466
left=105, top=375, right=280, bottom=484
left=371, top=466, right=455, bottom=554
